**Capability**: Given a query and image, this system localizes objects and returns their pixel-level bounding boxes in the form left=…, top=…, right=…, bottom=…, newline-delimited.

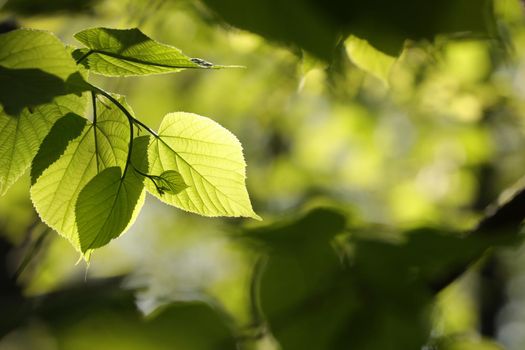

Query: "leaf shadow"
left=30, top=113, right=87, bottom=185
left=0, top=67, right=87, bottom=116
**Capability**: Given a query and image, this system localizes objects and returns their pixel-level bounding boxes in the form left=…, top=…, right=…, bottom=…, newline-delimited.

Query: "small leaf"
left=73, top=27, right=233, bottom=76
left=0, top=29, right=87, bottom=195
left=153, top=170, right=188, bottom=195
left=31, top=95, right=131, bottom=251
left=147, top=112, right=260, bottom=220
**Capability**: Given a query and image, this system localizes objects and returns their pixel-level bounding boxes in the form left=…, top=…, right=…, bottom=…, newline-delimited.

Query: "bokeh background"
left=2, top=0, right=525, bottom=349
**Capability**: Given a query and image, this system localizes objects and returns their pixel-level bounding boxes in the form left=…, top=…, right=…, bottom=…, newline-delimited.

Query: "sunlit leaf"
left=75, top=135, right=147, bottom=252
left=30, top=112, right=87, bottom=184
left=147, top=112, right=260, bottom=219
left=30, top=96, right=131, bottom=252
left=151, top=170, right=188, bottom=195
left=73, top=27, right=233, bottom=76
left=0, top=29, right=87, bottom=195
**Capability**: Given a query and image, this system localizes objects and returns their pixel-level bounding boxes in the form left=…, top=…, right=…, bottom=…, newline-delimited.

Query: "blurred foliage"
left=199, top=0, right=495, bottom=59
left=2, top=0, right=100, bottom=15
left=2, top=0, right=525, bottom=349
left=242, top=208, right=520, bottom=349
left=1, top=278, right=237, bottom=349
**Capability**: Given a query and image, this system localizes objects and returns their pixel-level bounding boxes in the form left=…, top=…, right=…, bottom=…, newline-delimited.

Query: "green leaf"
left=151, top=170, right=188, bottom=195
left=75, top=136, right=148, bottom=253
left=30, top=112, right=87, bottom=185
left=73, top=27, right=232, bottom=77
left=0, top=29, right=87, bottom=114
left=345, top=35, right=396, bottom=85
left=244, top=207, right=520, bottom=350
left=4, top=0, right=99, bottom=15
left=0, top=29, right=87, bottom=195
left=30, top=95, right=132, bottom=252
left=200, top=0, right=495, bottom=58
left=147, top=112, right=260, bottom=220
left=0, top=95, right=87, bottom=196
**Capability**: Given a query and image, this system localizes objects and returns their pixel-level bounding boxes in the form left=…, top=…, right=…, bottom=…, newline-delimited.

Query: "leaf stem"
left=75, top=49, right=94, bottom=64
left=90, top=87, right=134, bottom=179
left=130, top=163, right=163, bottom=194
left=91, top=91, right=100, bottom=173
left=131, top=115, right=159, bottom=137
left=90, top=85, right=159, bottom=138
left=123, top=109, right=134, bottom=180
left=13, top=228, right=50, bottom=280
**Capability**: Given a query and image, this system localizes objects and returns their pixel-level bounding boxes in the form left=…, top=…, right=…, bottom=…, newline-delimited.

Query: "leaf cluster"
left=0, top=27, right=259, bottom=257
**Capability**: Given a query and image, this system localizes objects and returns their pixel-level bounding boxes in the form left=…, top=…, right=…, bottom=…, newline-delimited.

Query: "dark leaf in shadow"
left=3, top=0, right=99, bottom=15
left=200, top=0, right=494, bottom=59
left=243, top=207, right=521, bottom=349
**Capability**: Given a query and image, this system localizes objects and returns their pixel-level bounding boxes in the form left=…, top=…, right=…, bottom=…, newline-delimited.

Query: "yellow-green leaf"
left=147, top=112, right=260, bottom=220
left=30, top=96, right=132, bottom=251
left=0, top=29, right=87, bottom=195
left=73, top=27, right=233, bottom=77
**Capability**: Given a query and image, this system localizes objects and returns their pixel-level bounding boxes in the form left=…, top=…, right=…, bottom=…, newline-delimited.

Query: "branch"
left=431, top=187, right=525, bottom=292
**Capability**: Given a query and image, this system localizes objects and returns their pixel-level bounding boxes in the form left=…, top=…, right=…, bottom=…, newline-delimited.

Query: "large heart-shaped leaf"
left=147, top=112, right=260, bottom=219
left=30, top=95, right=133, bottom=252
left=75, top=136, right=148, bottom=253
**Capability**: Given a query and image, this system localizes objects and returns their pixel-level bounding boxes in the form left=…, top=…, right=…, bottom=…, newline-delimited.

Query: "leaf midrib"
left=88, top=50, right=204, bottom=70
left=83, top=168, right=126, bottom=251
left=155, top=136, right=249, bottom=213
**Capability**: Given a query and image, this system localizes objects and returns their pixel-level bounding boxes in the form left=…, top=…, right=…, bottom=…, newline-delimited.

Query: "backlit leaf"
left=0, top=29, right=87, bottom=195
left=147, top=112, right=260, bottom=219
left=73, top=27, right=233, bottom=77
left=151, top=170, right=188, bottom=195
left=75, top=136, right=148, bottom=253
left=30, top=95, right=131, bottom=252
left=345, top=35, right=396, bottom=85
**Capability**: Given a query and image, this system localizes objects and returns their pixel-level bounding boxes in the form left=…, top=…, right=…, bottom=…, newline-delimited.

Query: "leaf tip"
left=249, top=211, right=263, bottom=221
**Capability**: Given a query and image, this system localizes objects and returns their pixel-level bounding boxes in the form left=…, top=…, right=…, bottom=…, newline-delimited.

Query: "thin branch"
left=91, top=91, right=100, bottom=173
left=13, top=228, right=50, bottom=280
left=90, top=87, right=135, bottom=180
left=90, top=85, right=159, bottom=138
left=431, top=188, right=525, bottom=292
left=75, top=49, right=94, bottom=64
left=123, top=105, right=134, bottom=179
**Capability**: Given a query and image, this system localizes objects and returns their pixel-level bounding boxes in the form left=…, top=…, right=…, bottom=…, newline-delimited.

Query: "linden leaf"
left=147, top=112, right=260, bottom=220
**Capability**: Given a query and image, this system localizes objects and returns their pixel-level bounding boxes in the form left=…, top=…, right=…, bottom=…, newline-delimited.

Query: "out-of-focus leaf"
left=73, top=27, right=234, bottom=77
left=434, top=336, right=505, bottom=350
left=244, top=207, right=520, bottom=350
left=28, top=281, right=237, bottom=350
left=245, top=208, right=359, bottom=350
left=3, top=0, right=99, bottom=15
left=200, top=0, right=495, bottom=59
left=345, top=35, right=396, bottom=84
